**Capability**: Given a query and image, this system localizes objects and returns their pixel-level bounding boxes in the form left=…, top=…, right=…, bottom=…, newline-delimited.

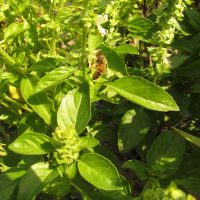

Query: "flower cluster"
left=51, top=127, right=83, bottom=165
left=149, top=0, right=192, bottom=78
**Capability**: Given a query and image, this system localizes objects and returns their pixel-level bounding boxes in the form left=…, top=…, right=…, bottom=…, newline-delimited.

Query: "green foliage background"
left=1, top=0, right=200, bottom=199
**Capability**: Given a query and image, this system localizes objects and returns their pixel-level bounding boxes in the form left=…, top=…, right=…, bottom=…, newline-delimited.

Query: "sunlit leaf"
left=17, top=163, right=58, bottom=200
left=172, top=127, right=200, bottom=148
left=105, top=76, right=179, bottom=111
left=8, top=131, right=52, bottom=155
left=100, top=45, right=128, bottom=78
left=35, top=66, right=75, bottom=93
left=57, top=82, right=91, bottom=134
left=20, top=75, right=55, bottom=125
left=4, top=20, right=30, bottom=40
left=78, top=153, right=122, bottom=190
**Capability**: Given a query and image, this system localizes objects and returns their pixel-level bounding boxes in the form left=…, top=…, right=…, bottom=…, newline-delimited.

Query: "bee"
left=92, top=50, right=106, bottom=80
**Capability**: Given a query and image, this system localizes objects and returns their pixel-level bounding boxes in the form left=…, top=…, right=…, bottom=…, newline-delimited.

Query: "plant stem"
left=0, top=46, right=15, bottom=66
left=81, top=0, right=89, bottom=80
left=3, top=95, right=32, bottom=112
left=0, top=126, right=10, bottom=142
left=50, top=8, right=56, bottom=56
left=0, top=46, right=25, bottom=75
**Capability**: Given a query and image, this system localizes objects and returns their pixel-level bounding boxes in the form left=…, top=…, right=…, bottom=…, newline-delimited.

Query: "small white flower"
left=96, top=15, right=108, bottom=37
left=97, top=24, right=108, bottom=37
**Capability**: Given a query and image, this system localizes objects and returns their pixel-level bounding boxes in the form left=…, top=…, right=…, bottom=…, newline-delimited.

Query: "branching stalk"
left=3, top=95, right=32, bottom=113
left=80, top=0, right=89, bottom=80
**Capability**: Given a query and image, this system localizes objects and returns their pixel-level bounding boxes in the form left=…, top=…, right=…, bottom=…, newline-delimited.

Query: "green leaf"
left=122, top=160, right=148, bottom=181
left=100, top=45, right=128, bottom=78
left=128, top=17, right=154, bottom=39
left=189, top=82, right=200, bottom=94
left=17, top=162, right=58, bottom=200
left=176, top=177, right=200, bottom=194
left=4, top=20, right=30, bottom=41
left=172, top=127, right=200, bottom=148
left=147, top=131, right=185, bottom=179
left=105, top=76, right=179, bottom=112
left=57, top=82, right=91, bottom=134
left=8, top=131, right=52, bottom=155
left=78, top=153, right=122, bottom=190
left=88, top=34, right=102, bottom=50
left=118, top=108, right=150, bottom=152
left=171, top=39, right=193, bottom=53
left=72, top=173, right=133, bottom=200
left=175, top=60, right=200, bottom=78
left=20, top=75, right=55, bottom=125
left=79, top=137, right=99, bottom=148
left=114, top=44, right=139, bottom=55
left=0, top=168, right=26, bottom=200
left=34, top=66, right=75, bottom=93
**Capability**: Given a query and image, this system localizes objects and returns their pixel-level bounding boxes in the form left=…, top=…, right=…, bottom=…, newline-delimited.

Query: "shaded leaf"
left=176, top=177, right=200, bottom=194
left=147, top=131, right=185, bottom=179
left=122, top=160, right=148, bottom=181
left=0, top=168, right=26, bottom=200
left=118, top=108, right=150, bottom=152
left=172, top=127, right=200, bottom=148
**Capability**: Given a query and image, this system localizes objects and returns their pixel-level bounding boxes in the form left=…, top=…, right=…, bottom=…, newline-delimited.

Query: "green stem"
left=0, top=46, right=15, bottom=66
left=50, top=8, right=56, bottom=56
left=3, top=95, right=32, bottom=112
left=71, top=182, right=91, bottom=200
left=80, top=0, right=89, bottom=80
left=0, top=46, right=25, bottom=75
left=0, top=126, right=10, bottom=142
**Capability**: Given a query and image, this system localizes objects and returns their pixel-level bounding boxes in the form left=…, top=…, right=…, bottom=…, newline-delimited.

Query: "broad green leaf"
left=4, top=20, right=30, bottom=41
left=189, top=83, right=200, bottom=93
left=172, top=127, right=200, bottom=148
left=128, top=17, right=154, bottom=39
left=147, top=131, right=185, bottom=179
left=78, top=153, right=122, bottom=190
left=0, top=168, right=26, bottom=200
left=114, top=44, right=139, bottom=55
left=99, top=87, right=123, bottom=104
left=72, top=173, right=133, bottom=200
left=8, top=131, right=52, bottom=155
left=57, top=82, right=91, bottom=134
left=175, top=60, right=200, bottom=78
left=79, top=137, right=99, bottom=148
left=34, top=66, right=75, bottom=93
left=176, top=177, right=200, bottom=194
left=20, top=75, right=55, bottom=125
left=17, top=162, right=58, bottom=200
left=100, top=45, right=128, bottom=78
left=88, top=34, right=102, bottom=50
left=44, top=177, right=70, bottom=197
left=171, top=39, right=193, bottom=53
left=105, top=76, right=179, bottom=112
left=118, top=109, right=150, bottom=152
left=122, top=160, right=148, bottom=181
left=28, top=58, right=59, bottom=73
